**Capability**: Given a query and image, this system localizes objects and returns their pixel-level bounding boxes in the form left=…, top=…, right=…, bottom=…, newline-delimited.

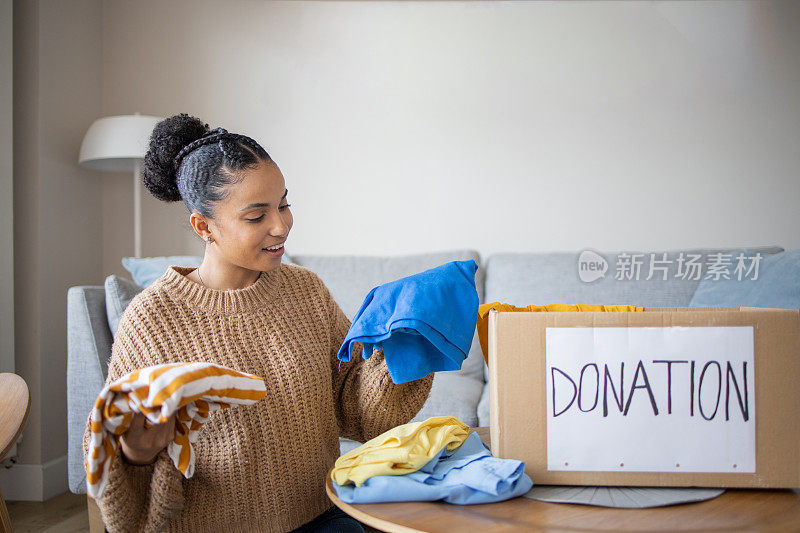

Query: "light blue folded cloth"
left=333, top=432, right=533, bottom=504
left=336, top=260, right=480, bottom=384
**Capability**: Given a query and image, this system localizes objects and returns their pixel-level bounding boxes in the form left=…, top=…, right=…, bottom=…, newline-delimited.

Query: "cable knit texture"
left=82, top=263, right=434, bottom=533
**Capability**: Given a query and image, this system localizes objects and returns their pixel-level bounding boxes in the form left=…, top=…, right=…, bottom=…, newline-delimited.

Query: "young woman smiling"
left=83, top=114, right=434, bottom=533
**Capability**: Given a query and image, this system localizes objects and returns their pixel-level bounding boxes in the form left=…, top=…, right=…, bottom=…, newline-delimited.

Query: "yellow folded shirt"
left=476, top=302, right=645, bottom=365
left=332, top=415, right=470, bottom=487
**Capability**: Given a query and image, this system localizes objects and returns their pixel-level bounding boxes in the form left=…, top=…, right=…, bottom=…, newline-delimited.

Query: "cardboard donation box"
left=487, top=307, right=800, bottom=488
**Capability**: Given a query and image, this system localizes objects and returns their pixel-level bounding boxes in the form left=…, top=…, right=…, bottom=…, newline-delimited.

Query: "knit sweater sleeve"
left=323, top=282, right=434, bottom=443
left=81, top=299, right=185, bottom=533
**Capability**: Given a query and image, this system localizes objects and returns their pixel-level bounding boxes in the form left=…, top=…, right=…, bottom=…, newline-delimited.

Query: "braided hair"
left=142, top=113, right=271, bottom=217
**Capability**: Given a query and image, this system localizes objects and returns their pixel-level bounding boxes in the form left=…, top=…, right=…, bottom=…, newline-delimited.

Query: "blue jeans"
left=289, top=505, right=365, bottom=533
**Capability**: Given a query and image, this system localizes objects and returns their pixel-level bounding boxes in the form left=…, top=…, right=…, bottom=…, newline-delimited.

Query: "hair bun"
left=142, top=113, right=208, bottom=202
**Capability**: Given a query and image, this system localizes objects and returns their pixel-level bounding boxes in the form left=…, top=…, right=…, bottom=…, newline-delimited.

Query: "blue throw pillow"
left=689, top=249, right=800, bottom=309
left=122, top=255, right=203, bottom=288
left=122, top=251, right=294, bottom=288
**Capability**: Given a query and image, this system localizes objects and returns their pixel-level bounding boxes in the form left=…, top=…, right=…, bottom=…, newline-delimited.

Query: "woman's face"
left=206, top=160, right=293, bottom=273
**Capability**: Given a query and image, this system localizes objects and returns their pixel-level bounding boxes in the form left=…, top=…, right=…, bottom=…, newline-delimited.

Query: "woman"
left=83, top=113, right=434, bottom=533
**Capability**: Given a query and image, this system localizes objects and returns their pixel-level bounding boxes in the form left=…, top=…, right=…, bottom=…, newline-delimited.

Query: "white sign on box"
left=545, top=326, right=755, bottom=473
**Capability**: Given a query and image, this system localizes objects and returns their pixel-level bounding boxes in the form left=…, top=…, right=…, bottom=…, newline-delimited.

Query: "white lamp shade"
left=79, top=114, right=163, bottom=172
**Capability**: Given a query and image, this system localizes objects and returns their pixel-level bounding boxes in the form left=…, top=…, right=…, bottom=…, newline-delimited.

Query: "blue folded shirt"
left=333, top=432, right=533, bottom=505
left=336, top=259, right=480, bottom=384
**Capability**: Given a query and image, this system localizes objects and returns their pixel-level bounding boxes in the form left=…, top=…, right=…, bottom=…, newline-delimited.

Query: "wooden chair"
left=0, top=373, right=31, bottom=533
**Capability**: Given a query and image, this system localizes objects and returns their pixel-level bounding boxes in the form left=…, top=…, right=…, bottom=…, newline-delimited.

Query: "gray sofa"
left=67, top=245, right=785, bottom=494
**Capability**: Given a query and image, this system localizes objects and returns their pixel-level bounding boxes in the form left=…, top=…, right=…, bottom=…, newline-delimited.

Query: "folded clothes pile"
left=85, top=362, right=266, bottom=499
left=337, top=260, right=480, bottom=384
left=332, top=416, right=533, bottom=505
left=476, top=302, right=645, bottom=364
left=333, top=415, right=471, bottom=486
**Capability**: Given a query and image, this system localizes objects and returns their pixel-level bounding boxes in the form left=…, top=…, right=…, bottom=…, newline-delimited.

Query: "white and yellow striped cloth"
left=85, top=362, right=267, bottom=499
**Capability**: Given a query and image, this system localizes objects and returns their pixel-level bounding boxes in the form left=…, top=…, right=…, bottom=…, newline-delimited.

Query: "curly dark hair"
left=142, top=113, right=271, bottom=217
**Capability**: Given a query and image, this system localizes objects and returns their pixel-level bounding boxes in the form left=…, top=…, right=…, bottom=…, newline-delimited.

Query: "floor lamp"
left=78, top=114, right=162, bottom=258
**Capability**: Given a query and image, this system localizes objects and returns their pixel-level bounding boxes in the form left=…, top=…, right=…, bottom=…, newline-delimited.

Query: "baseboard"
left=0, top=454, right=68, bottom=501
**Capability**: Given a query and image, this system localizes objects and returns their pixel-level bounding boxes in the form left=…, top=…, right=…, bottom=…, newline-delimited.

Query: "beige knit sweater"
left=83, top=263, right=434, bottom=533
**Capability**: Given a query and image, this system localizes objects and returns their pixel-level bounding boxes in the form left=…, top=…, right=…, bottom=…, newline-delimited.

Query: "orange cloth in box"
left=476, top=302, right=645, bottom=364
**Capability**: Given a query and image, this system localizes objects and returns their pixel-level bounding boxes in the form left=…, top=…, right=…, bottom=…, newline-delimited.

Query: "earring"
left=206, top=236, right=214, bottom=244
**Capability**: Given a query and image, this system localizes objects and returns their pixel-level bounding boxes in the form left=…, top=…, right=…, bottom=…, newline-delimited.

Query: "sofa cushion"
left=411, top=372, right=483, bottom=428
left=477, top=385, right=490, bottom=428
left=340, top=370, right=484, bottom=457
left=104, top=275, right=143, bottom=336
left=485, top=245, right=784, bottom=309
left=689, top=249, right=800, bottom=309
left=122, top=255, right=203, bottom=288
left=339, top=370, right=484, bottom=455
left=458, top=330, right=486, bottom=385
left=339, top=437, right=362, bottom=456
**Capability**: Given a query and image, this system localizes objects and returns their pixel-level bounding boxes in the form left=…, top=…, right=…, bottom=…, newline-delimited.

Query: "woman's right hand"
left=119, top=413, right=176, bottom=465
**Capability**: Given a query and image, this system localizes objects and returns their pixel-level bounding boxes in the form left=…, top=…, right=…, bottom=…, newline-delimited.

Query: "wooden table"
left=1, top=373, right=31, bottom=533
left=326, top=428, right=800, bottom=532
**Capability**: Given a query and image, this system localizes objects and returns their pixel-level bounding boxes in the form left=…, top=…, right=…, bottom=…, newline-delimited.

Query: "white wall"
left=100, top=0, right=800, bottom=278
left=6, top=0, right=104, bottom=500
left=0, top=0, right=13, bottom=375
